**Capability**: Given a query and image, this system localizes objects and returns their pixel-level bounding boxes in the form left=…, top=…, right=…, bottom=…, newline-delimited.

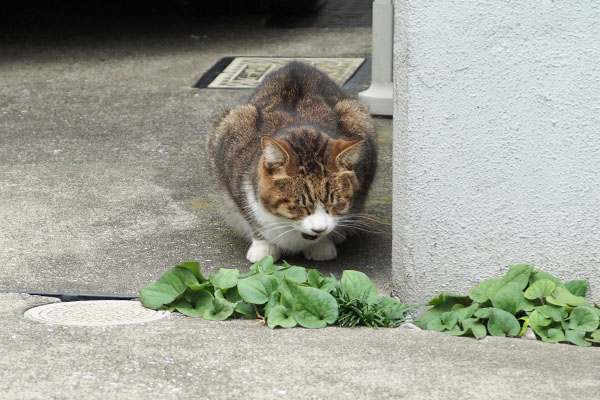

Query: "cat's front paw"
left=247, top=239, right=281, bottom=263
left=303, top=238, right=337, bottom=261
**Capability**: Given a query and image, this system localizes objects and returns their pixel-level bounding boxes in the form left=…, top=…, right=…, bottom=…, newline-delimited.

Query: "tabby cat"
left=207, top=61, right=377, bottom=262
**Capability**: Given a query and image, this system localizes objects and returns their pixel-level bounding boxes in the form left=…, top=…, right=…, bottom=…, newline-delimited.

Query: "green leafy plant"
left=139, top=256, right=412, bottom=329
left=414, top=264, right=600, bottom=346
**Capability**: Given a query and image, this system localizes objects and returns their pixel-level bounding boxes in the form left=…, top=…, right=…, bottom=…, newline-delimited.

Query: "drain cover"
left=24, top=300, right=169, bottom=326
left=196, top=56, right=365, bottom=89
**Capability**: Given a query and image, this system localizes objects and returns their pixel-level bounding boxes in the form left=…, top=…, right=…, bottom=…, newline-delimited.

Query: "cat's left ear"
left=331, top=139, right=365, bottom=170
left=261, top=136, right=291, bottom=170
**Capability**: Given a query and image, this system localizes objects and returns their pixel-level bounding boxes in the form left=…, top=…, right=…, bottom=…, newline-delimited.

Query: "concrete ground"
left=1, top=4, right=598, bottom=399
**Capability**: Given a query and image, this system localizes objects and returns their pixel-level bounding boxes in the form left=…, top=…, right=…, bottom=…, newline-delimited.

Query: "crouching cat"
left=207, top=61, right=377, bottom=263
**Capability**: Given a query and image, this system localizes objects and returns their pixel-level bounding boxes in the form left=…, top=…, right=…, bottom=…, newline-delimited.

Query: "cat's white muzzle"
left=299, top=204, right=335, bottom=240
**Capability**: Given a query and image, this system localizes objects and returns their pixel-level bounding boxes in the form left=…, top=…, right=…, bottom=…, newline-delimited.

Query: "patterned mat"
left=196, top=56, right=365, bottom=89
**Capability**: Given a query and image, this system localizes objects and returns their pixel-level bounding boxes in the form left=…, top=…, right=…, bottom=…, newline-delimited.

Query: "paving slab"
left=0, top=15, right=391, bottom=296
left=3, top=293, right=600, bottom=399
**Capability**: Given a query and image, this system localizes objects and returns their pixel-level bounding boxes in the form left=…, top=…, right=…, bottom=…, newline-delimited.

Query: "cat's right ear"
left=261, top=136, right=290, bottom=170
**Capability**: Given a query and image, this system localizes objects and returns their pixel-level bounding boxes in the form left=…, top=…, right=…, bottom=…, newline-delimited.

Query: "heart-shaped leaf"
left=569, top=307, right=599, bottom=332
left=487, top=308, right=520, bottom=337
left=274, top=266, right=308, bottom=283
left=565, top=329, right=592, bottom=347
left=469, top=279, right=501, bottom=303
left=529, top=270, right=564, bottom=287
left=547, top=287, right=590, bottom=308
left=491, top=282, right=525, bottom=315
left=267, top=305, right=297, bottom=329
left=340, top=270, right=378, bottom=304
left=586, top=330, right=600, bottom=343
left=461, top=318, right=488, bottom=339
left=565, top=280, right=588, bottom=297
left=529, top=309, right=552, bottom=327
left=500, top=264, right=534, bottom=291
left=140, top=282, right=184, bottom=310
left=237, top=273, right=279, bottom=304
left=139, top=267, right=199, bottom=309
left=292, top=285, right=338, bottom=328
left=524, top=279, right=556, bottom=300
left=535, top=305, right=567, bottom=322
left=176, top=261, right=206, bottom=282
left=209, top=268, right=239, bottom=290
left=533, top=325, right=565, bottom=343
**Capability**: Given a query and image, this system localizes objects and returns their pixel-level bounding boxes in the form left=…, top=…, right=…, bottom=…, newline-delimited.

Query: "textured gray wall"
left=392, top=0, right=600, bottom=305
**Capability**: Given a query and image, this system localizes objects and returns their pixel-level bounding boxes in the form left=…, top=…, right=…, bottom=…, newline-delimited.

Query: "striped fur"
left=207, top=61, right=377, bottom=262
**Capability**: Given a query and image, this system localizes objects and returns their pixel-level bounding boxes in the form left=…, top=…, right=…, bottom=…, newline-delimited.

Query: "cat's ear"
left=330, top=139, right=365, bottom=170
left=261, top=136, right=290, bottom=169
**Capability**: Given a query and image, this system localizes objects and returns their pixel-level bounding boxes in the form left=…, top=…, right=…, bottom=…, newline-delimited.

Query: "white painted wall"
left=392, top=0, right=600, bottom=305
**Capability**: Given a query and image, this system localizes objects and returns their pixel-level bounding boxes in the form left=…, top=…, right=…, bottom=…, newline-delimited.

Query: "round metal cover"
left=24, top=300, right=169, bottom=326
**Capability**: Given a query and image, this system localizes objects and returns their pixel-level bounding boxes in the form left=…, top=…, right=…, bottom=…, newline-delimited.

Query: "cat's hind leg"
left=303, top=238, right=337, bottom=261
left=247, top=238, right=282, bottom=263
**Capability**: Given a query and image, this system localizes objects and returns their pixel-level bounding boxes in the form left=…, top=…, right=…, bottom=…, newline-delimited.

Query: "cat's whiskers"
left=335, top=222, right=388, bottom=235
left=267, top=227, right=297, bottom=245
left=346, top=213, right=391, bottom=226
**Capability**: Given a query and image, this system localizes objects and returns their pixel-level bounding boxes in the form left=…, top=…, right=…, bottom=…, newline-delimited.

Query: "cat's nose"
left=311, top=228, right=326, bottom=234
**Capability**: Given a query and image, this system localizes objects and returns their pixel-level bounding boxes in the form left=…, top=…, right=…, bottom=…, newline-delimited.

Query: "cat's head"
left=256, top=127, right=364, bottom=242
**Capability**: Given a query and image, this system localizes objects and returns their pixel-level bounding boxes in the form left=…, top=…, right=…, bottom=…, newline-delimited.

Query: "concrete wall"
left=392, top=0, right=600, bottom=305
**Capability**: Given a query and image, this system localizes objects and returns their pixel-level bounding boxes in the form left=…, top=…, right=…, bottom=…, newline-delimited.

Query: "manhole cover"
left=196, top=56, right=365, bottom=89
left=24, top=300, right=169, bottom=326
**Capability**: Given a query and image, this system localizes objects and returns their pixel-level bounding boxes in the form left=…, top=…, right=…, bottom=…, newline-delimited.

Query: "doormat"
left=195, top=56, right=365, bottom=89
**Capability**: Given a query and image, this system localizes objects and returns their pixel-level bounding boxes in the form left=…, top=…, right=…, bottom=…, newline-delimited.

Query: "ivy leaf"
left=266, top=305, right=297, bottom=329
left=469, top=278, right=501, bottom=303
left=440, top=311, right=459, bottom=330
left=487, top=308, right=521, bottom=337
left=474, top=307, right=491, bottom=319
left=491, top=282, right=524, bottom=315
left=535, top=305, right=567, bottom=322
left=252, top=255, right=275, bottom=273
left=532, top=325, right=565, bottom=343
left=274, top=266, right=308, bottom=283
left=209, top=268, right=239, bottom=290
left=546, top=287, right=590, bottom=308
left=427, top=292, right=471, bottom=307
left=565, top=280, right=588, bottom=297
left=524, top=279, right=556, bottom=300
left=340, top=270, right=378, bottom=304
left=529, top=270, right=564, bottom=287
left=565, top=329, right=592, bottom=347
left=264, top=291, right=281, bottom=319
left=529, top=309, right=552, bottom=327
left=307, top=269, right=324, bottom=288
left=176, top=261, right=206, bottom=282
left=234, top=302, right=256, bottom=318
left=292, top=285, right=338, bottom=328
left=568, top=307, right=600, bottom=332
left=237, top=273, right=279, bottom=304
left=139, top=282, right=184, bottom=310
left=585, top=330, right=600, bottom=343
left=203, top=295, right=236, bottom=321
left=414, top=293, right=471, bottom=330
left=499, top=264, right=534, bottom=290
left=224, top=286, right=242, bottom=303
left=139, top=267, right=198, bottom=309
left=461, top=318, right=488, bottom=339
left=426, top=318, right=444, bottom=332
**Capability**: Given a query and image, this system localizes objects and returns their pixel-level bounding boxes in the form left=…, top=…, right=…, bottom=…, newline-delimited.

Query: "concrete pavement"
left=3, top=293, right=599, bottom=399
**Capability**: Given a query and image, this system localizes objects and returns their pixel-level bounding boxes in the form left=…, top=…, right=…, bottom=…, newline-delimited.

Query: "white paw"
left=246, top=239, right=281, bottom=263
left=303, top=238, right=337, bottom=261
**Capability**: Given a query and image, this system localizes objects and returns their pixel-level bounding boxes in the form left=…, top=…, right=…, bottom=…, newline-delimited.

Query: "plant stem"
left=539, top=296, right=545, bottom=306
